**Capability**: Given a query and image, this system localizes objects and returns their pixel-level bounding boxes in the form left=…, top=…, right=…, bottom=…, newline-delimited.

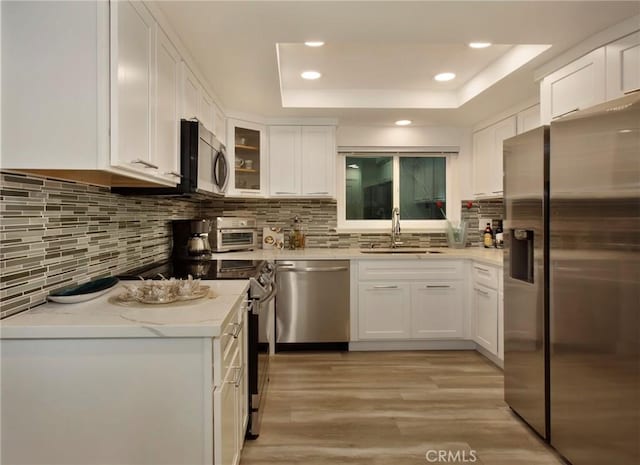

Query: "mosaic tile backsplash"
left=0, top=173, right=200, bottom=318
left=1, top=171, right=503, bottom=318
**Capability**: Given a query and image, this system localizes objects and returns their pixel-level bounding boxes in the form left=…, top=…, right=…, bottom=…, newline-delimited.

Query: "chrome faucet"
left=391, top=208, right=403, bottom=247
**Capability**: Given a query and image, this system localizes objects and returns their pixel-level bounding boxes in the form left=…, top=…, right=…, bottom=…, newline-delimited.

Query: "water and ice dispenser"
left=509, top=229, right=534, bottom=283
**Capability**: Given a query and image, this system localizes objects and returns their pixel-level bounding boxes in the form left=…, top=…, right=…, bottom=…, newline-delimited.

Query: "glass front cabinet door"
left=227, top=119, right=267, bottom=196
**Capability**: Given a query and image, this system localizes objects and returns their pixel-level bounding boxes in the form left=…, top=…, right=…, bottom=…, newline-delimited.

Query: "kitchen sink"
left=360, top=248, right=445, bottom=254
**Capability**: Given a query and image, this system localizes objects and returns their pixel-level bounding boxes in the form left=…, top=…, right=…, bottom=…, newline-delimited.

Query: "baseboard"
left=348, top=339, right=476, bottom=351
left=475, top=345, right=504, bottom=369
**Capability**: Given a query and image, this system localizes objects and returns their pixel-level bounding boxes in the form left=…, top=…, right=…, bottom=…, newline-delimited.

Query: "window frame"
left=337, top=148, right=458, bottom=232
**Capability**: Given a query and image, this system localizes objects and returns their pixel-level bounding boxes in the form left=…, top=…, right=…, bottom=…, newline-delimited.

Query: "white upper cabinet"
left=213, top=102, right=227, bottom=145
left=181, top=63, right=200, bottom=122
left=155, top=27, right=181, bottom=182
left=516, top=104, right=541, bottom=134
left=301, top=126, right=336, bottom=197
left=606, top=31, right=640, bottom=100
left=228, top=119, right=268, bottom=197
left=540, top=48, right=606, bottom=124
left=199, top=90, right=215, bottom=132
left=110, top=0, right=156, bottom=173
left=268, top=125, right=335, bottom=198
left=472, top=115, right=515, bottom=198
left=269, top=126, right=302, bottom=195
left=2, top=1, right=184, bottom=187
left=180, top=62, right=216, bottom=132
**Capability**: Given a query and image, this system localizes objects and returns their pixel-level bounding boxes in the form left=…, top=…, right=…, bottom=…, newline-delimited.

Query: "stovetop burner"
left=118, top=259, right=265, bottom=281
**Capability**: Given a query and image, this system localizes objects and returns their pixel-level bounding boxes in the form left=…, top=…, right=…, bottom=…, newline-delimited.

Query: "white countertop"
left=210, top=247, right=504, bottom=267
left=0, top=280, right=250, bottom=339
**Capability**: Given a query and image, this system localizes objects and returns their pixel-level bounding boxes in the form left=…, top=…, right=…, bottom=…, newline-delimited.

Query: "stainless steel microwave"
left=112, top=120, right=228, bottom=196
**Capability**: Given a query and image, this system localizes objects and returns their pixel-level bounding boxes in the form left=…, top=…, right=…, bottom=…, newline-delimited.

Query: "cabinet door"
left=410, top=282, right=464, bottom=339
left=155, top=27, right=180, bottom=183
left=181, top=62, right=200, bottom=121
left=228, top=119, right=267, bottom=196
left=200, top=90, right=214, bottom=132
left=473, top=285, right=498, bottom=355
left=269, top=126, right=301, bottom=196
left=213, top=102, right=226, bottom=145
left=301, top=126, right=335, bottom=197
left=214, top=349, right=241, bottom=465
left=111, top=0, right=155, bottom=171
left=472, top=126, right=493, bottom=197
left=358, top=283, right=411, bottom=339
left=516, top=104, right=541, bottom=134
left=490, top=116, right=516, bottom=196
left=606, top=31, right=640, bottom=100
left=540, top=48, right=606, bottom=123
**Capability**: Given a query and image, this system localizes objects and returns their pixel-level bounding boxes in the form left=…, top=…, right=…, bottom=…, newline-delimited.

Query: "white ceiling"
left=157, top=1, right=640, bottom=127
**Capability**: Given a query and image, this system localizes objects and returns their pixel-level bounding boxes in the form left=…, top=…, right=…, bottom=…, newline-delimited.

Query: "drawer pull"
left=373, top=285, right=399, bottom=289
left=474, top=266, right=490, bottom=273
left=164, top=171, right=183, bottom=178
left=426, top=285, right=451, bottom=289
left=474, top=288, right=490, bottom=296
left=132, top=159, right=159, bottom=169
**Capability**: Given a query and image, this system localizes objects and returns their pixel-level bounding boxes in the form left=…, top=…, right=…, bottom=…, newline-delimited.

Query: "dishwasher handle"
left=278, top=266, right=348, bottom=273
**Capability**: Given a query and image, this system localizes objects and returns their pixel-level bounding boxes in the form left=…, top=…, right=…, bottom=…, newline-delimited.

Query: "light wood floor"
left=240, top=351, right=565, bottom=465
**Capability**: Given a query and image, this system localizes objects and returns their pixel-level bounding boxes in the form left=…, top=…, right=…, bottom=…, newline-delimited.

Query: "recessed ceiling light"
left=395, top=120, right=412, bottom=126
left=469, top=42, right=492, bottom=49
left=301, top=70, right=322, bottom=80
left=305, top=41, right=325, bottom=47
left=434, top=72, right=456, bottom=82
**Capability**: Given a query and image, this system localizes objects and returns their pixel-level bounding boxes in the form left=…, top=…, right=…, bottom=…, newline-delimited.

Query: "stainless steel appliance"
left=275, top=260, right=350, bottom=349
left=503, top=93, right=640, bottom=465
left=212, top=217, right=258, bottom=253
left=503, top=126, right=550, bottom=440
left=117, top=257, right=276, bottom=440
left=548, top=94, right=639, bottom=465
left=172, top=217, right=257, bottom=256
left=112, top=120, right=228, bottom=196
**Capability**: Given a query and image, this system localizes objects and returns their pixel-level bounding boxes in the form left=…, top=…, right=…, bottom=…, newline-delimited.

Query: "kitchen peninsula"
left=1, top=280, right=250, bottom=465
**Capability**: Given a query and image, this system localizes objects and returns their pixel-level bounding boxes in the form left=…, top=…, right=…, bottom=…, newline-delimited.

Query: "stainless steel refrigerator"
left=548, top=93, right=639, bottom=465
left=503, top=125, right=550, bottom=441
left=504, top=93, right=640, bottom=465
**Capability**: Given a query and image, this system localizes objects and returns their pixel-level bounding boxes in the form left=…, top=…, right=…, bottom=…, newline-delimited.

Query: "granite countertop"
left=211, top=247, right=504, bottom=267
left=0, top=280, right=250, bottom=339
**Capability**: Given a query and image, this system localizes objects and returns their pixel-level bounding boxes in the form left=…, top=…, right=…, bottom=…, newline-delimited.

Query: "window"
left=339, top=151, right=456, bottom=231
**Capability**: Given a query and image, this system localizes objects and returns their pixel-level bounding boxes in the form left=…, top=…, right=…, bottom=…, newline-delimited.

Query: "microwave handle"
left=213, top=150, right=228, bottom=190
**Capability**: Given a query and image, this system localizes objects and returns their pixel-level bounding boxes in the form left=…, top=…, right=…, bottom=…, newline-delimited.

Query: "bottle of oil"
left=483, top=222, right=494, bottom=248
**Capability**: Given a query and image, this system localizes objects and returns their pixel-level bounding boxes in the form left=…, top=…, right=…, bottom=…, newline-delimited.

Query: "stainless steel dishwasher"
left=275, top=260, right=350, bottom=349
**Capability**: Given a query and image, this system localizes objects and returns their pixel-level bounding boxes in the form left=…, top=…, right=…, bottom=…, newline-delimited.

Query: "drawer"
left=358, top=260, right=464, bottom=281
left=472, top=263, right=499, bottom=290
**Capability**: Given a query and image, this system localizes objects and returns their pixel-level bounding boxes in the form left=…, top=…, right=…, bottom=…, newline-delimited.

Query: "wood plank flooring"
left=240, top=351, right=565, bottom=465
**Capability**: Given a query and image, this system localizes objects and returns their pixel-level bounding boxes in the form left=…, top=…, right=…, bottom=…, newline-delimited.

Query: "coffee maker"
left=172, top=219, right=212, bottom=259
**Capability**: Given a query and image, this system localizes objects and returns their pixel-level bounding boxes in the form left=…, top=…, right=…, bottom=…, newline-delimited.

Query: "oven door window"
left=220, top=230, right=255, bottom=246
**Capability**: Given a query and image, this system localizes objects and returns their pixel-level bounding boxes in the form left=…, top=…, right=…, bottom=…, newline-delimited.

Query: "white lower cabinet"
left=358, top=283, right=411, bottom=339
left=215, top=348, right=241, bottom=465
left=410, top=282, right=464, bottom=339
left=472, top=284, right=499, bottom=355
left=356, top=260, right=466, bottom=341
